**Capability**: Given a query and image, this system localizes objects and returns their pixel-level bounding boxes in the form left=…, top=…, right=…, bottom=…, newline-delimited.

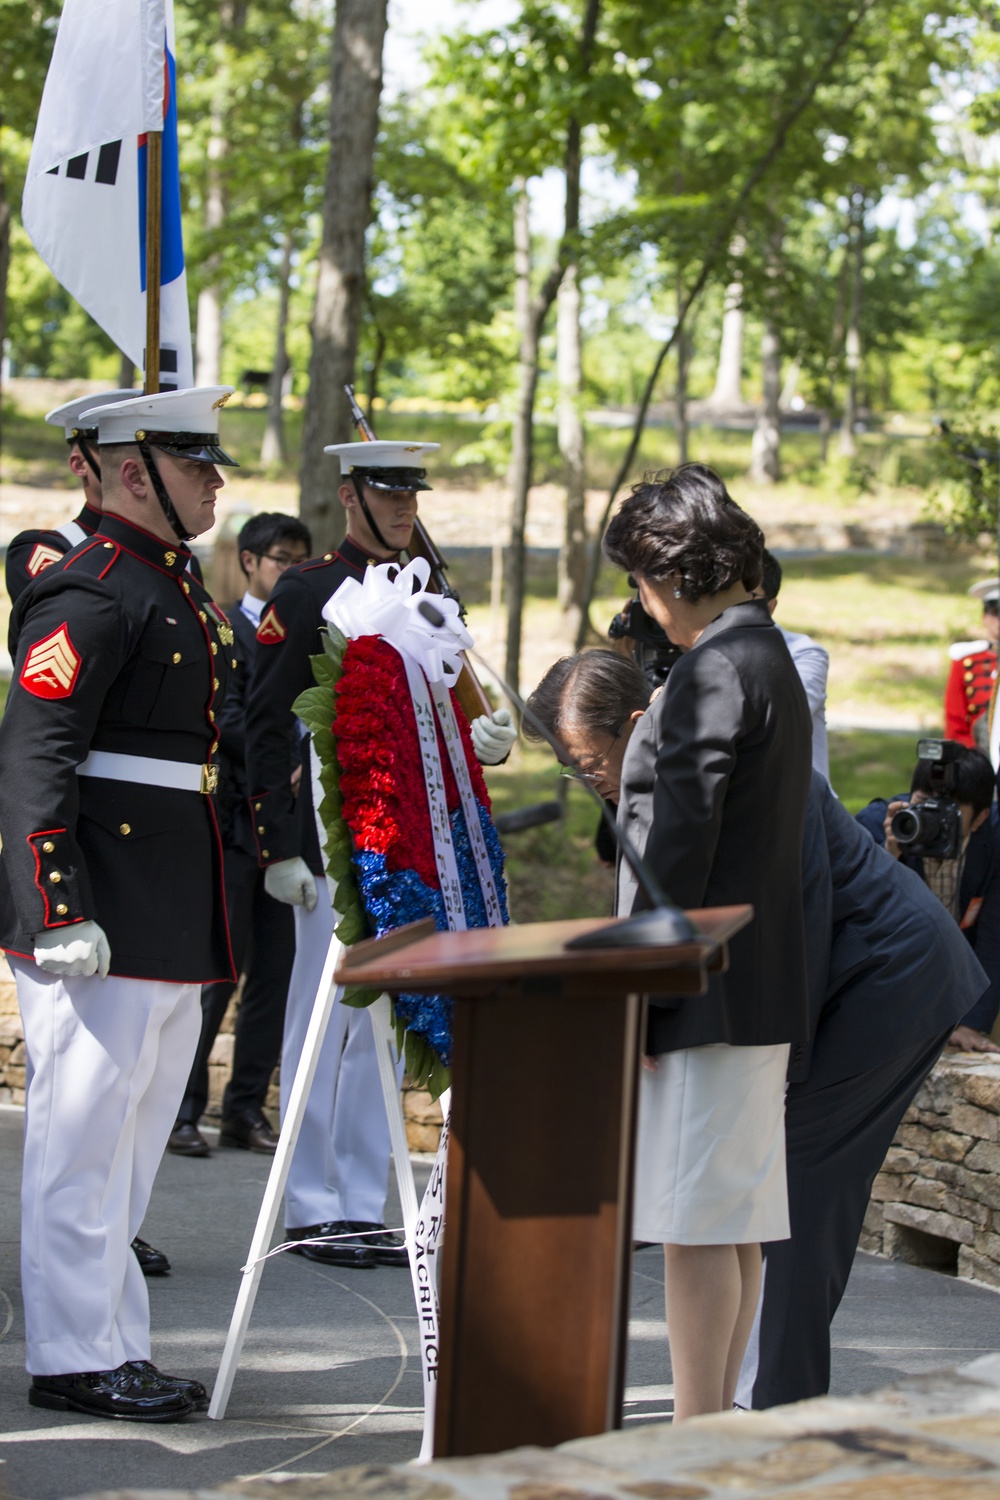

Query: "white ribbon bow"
left=322, top=557, right=472, bottom=686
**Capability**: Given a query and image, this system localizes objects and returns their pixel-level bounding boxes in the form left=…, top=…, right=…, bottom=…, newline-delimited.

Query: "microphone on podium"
left=417, top=600, right=700, bottom=950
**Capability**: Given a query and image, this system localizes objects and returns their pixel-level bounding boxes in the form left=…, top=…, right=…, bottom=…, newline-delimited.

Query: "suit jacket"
left=796, top=773, right=987, bottom=1088
left=618, top=599, right=812, bottom=1054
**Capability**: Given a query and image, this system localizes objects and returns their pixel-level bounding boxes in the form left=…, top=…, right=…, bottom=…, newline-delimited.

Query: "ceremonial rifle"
left=344, top=385, right=494, bottom=723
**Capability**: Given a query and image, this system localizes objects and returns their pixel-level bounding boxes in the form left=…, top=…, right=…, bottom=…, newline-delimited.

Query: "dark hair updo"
left=602, top=463, right=764, bottom=602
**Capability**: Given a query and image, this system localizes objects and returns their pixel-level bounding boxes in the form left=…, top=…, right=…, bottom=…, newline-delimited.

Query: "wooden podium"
left=337, top=907, right=752, bottom=1458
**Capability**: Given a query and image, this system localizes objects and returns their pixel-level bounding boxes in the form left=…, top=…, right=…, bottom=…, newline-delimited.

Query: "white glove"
left=471, top=708, right=517, bottom=765
left=265, top=856, right=318, bottom=911
left=32, top=921, right=111, bottom=979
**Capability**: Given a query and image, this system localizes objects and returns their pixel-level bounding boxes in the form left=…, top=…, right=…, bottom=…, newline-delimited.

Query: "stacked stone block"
left=863, top=1053, right=1000, bottom=1289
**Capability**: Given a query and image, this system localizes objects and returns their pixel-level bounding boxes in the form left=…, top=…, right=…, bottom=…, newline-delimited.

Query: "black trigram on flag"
left=46, top=141, right=122, bottom=186
left=142, top=347, right=179, bottom=393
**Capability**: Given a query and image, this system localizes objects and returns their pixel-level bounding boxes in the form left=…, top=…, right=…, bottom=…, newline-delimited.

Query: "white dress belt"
left=76, top=750, right=217, bottom=794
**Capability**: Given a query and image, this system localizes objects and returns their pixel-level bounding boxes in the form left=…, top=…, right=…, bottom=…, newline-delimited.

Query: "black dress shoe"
left=219, top=1109, right=279, bottom=1154
left=132, top=1237, right=171, bottom=1276
left=29, top=1363, right=193, bottom=1422
left=129, top=1359, right=208, bottom=1411
left=167, top=1121, right=211, bottom=1157
left=348, top=1221, right=409, bottom=1268
left=285, top=1222, right=376, bottom=1268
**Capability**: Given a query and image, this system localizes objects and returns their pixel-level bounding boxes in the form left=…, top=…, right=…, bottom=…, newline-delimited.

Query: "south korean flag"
left=22, top=0, right=193, bottom=391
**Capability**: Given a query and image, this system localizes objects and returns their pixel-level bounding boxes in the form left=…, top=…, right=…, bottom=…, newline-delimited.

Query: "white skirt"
left=633, top=1041, right=790, bottom=1246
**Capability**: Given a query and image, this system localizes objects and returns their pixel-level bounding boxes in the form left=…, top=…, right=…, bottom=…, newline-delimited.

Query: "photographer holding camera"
left=857, top=740, right=1000, bottom=1053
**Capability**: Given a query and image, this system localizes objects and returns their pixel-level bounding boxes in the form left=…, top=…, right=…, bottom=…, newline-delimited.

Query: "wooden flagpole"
left=144, top=130, right=163, bottom=395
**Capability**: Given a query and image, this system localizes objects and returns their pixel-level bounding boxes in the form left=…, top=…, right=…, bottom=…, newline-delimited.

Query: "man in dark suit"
left=737, top=772, right=988, bottom=1408
left=169, top=513, right=312, bottom=1157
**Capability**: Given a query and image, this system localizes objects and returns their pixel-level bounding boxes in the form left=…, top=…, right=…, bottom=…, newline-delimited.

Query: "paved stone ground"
left=1, top=1102, right=1000, bottom=1500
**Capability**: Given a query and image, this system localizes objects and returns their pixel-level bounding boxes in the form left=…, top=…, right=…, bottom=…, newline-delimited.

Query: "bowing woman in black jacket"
left=603, top=464, right=812, bottom=1421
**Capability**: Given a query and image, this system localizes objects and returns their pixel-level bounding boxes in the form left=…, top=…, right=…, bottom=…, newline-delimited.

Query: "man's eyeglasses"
left=258, top=550, right=305, bottom=569
left=559, top=723, right=625, bottom=783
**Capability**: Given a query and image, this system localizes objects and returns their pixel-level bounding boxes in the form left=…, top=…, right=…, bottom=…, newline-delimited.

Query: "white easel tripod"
left=207, top=926, right=448, bottom=1462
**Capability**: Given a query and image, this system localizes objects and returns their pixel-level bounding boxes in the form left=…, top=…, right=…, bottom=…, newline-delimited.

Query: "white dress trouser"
left=282, top=895, right=401, bottom=1228
left=11, top=958, right=200, bottom=1376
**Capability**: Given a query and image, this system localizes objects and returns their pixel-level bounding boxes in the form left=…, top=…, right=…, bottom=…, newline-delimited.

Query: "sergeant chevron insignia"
left=26, top=542, right=64, bottom=578
left=20, top=624, right=82, bottom=699
left=257, top=606, right=287, bottom=644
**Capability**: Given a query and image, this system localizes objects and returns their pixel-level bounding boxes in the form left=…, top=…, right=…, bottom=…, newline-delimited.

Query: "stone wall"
left=0, top=956, right=443, bottom=1150
left=863, top=1052, right=1000, bottom=1288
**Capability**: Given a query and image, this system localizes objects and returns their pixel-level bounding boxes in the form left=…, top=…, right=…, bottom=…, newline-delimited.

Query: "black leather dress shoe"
left=348, top=1221, right=409, bottom=1268
left=219, top=1109, right=279, bottom=1154
left=167, top=1121, right=211, bottom=1157
left=132, top=1237, right=171, bottom=1276
left=286, top=1222, right=376, bottom=1268
left=129, top=1359, right=208, bottom=1411
left=29, top=1363, right=193, bottom=1421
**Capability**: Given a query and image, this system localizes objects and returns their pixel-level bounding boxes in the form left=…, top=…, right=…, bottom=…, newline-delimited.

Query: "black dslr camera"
left=608, top=597, right=683, bottom=691
left=890, top=739, right=964, bottom=859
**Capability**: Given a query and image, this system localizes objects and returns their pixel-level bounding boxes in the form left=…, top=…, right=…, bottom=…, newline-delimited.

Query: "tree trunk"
left=261, top=231, right=294, bottom=467
left=749, top=316, right=781, bottom=482
left=194, top=3, right=246, bottom=387
left=838, top=192, right=865, bottom=458
left=779, top=356, right=800, bottom=410
left=194, top=115, right=225, bottom=386
left=299, top=0, right=388, bottom=549
left=675, top=273, right=691, bottom=465
left=557, top=260, right=587, bottom=639
left=0, top=155, right=10, bottom=454
left=504, top=0, right=601, bottom=696
left=504, top=180, right=535, bottom=697
left=818, top=408, right=832, bottom=464
left=365, top=322, right=386, bottom=427
left=710, top=259, right=744, bottom=409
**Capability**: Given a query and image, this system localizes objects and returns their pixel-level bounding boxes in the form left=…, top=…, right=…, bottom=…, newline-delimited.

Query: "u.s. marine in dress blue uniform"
left=245, top=439, right=516, bottom=1271
left=0, top=386, right=238, bottom=1423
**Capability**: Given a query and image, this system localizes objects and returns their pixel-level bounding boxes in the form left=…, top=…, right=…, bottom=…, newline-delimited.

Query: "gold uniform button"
left=199, top=610, right=207, bottom=622
left=182, top=581, right=191, bottom=594
left=232, top=657, right=237, bottom=669
left=213, top=677, right=220, bottom=690
left=173, top=652, right=182, bottom=664
left=120, top=823, right=131, bottom=836
left=257, top=825, right=265, bottom=835
left=324, top=553, right=333, bottom=561
left=55, top=904, right=68, bottom=917
left=103, top=541, right=114, bottom=550
left=262, top=849, right=269, bottom=859
left=255, top=802, right=262, bottom=811
left=42, top=841, right=54, bottom=854
left=209, top=710, right=216, bottom=722
left=49, top=871, right=61, bottom=884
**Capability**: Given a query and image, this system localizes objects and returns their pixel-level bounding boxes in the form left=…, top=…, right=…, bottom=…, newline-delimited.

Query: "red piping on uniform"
left=62, top=540, right=104, bottom=570
left=27, top=829, right=70, bottom=927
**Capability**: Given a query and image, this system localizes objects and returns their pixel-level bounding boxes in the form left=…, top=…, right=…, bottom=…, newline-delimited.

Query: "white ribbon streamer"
left=402, top=653, right=467, bottom=931
left=429, top=681, right=504, bottom=929
left=323, top=557, right=471, bottom=687
left=409, top=1089, right=450, bottom=1461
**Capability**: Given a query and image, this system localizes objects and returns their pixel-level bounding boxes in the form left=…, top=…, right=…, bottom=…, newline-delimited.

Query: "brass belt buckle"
left=200, top=763, right=219, bottom=795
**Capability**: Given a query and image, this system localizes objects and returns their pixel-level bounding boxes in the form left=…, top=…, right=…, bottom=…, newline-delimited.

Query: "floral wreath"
left=293, top=563, right=508, bottom=1099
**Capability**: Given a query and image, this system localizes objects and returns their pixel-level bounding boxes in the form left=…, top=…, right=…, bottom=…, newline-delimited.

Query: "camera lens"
left=891, top=807, right=925, bottom=845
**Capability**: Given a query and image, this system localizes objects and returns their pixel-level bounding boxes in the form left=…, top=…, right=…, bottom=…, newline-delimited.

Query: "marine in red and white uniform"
left=944, top=579, right=999, bottom=750
left=245, top=440, right=515, bottom=1270
left=0, top=387, right=238, bottom=1423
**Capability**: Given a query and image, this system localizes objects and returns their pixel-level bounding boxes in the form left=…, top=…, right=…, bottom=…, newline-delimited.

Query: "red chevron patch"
left=19, top=624, right=82, bottom=699
left=26, top=542, right=63, bottom=578
left=257, top=606, right=287, bottom=645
